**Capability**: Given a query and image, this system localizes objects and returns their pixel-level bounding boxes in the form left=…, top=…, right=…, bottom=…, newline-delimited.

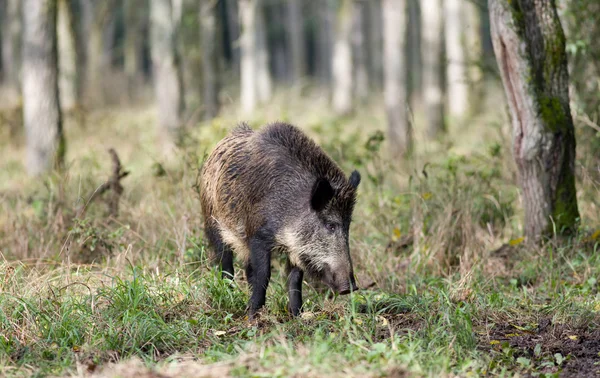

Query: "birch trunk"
left=383, top=0, right=411, bottom=157
left=489, top=0, right=579, bottom=240
left=200, top=0, right=220, bottom=119
left=22, top=0, right=64, bottom=176
left=150, top=0, right=184, bottom=149
left=421, top=0, right=445, bottom=137
left=332, top=0, right=354, bottom=116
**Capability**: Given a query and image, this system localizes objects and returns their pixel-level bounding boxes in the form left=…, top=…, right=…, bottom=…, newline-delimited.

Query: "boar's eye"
left=325, top=222, right=337, bottom=233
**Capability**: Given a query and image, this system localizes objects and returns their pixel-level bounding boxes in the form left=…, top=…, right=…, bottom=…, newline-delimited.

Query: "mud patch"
left=479, top=318, right=600, bottom=377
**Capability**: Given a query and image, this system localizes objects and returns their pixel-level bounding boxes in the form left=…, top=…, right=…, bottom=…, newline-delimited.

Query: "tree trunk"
left=239, top=0, right=257, bottom=114
left=406, top=0, right=422, bottom=108
left=22, top=0, right=64, bottom=176
left=1, top=0, right=21, bottom=95
left=315, top=0, right=334, bottom=86
left=366, top=0, right=383, bottom=90
left=225, top=0, right=240, bottom=76
left=150, top=0, right=184, bottom=150
left=57, top=0, right=81, bottom=111
left=287, top=0, right=305, bottom=84
left=85, top=0, right=114, bottom=106
left=444, top=0, right=468, bottom=119
left=255, top=2, right=272, bottom=104
left=464, top=0, right=483, bottom=114
left=353, top=0, right=369, bottom=103
left=421, top=0, right=445, bottom=137
left=489, top=0, right=579, bottom=240
left=200, top=0, right=220, bottom=120
left=332, top=0, right=354, bottom=116
left=383, top=0, right=411, bottom=157
left=124, top=0, right=145, bottom=102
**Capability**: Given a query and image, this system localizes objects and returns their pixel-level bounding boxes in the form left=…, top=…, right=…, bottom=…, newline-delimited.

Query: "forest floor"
left=1, top=86, right=599, bottom=377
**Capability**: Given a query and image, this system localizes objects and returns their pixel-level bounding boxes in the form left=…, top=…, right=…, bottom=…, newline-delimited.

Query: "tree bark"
left=200, top=0, right=220, bottom=120
left=1, top=0, right=21, bottom=94
left=57, top=0, right=81, bottom=111
left=239, top=0, right=257, bottom=114
left=383, top=0, right=411, bottom=157
left=287, top=0, right=305, bottom=84
left=150, top=0, right=184, bottom=149
left=332, top=0, right=354, bottom=116
left=255, top=1, right=272, bottom=104
left=421, top=0, right=445, bottom=137
left=22, top=0, right=64, bottom=176
left=489, top=0, right=579, bottom=240
left=464, top=0, right=483, bottom=114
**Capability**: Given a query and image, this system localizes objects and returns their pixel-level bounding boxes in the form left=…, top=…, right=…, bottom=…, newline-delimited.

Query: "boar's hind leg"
left=286, top=260, right=304, bottom=317
left=205, top=221, right=235, bottom=279
left=247, top=231, right=273, bottom=318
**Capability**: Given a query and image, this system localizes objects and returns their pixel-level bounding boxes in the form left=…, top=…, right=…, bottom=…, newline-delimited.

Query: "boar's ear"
left=349, top=170, right=361, bottom=189
left=311, top=178, right=334, bottom=212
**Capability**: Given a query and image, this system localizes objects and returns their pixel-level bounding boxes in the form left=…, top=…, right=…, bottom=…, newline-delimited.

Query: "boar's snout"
left=323, top=265, right=359, bottom=295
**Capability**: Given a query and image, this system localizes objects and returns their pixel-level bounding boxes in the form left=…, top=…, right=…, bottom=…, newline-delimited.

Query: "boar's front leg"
left=286, top=260, right=304, bottom=317
left=247, top=230, right=273, bottom=319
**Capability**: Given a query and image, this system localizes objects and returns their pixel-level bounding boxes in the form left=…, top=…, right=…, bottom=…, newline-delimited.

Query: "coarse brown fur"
left=200, top=121, right=361, bottom=317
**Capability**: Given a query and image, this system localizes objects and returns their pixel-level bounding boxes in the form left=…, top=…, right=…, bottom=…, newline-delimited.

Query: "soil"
left=479, top=318, right=600, bottom=377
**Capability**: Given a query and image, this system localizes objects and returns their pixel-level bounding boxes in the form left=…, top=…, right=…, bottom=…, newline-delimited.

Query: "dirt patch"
left=479, top=318, right=600, bottom=377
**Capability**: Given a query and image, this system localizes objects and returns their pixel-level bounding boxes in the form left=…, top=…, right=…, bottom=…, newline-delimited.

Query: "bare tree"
left=332, top=0, right=355, bottom=115
left=489, top=0, right=579, bottom=240
left=200, top=0, right=220, bottom=119
left=287, top=0, right=305, bottom=84
left=22, top=0, right=64, bottom=175
left=239, top=0, right=257, bottom=114
left=464, top=0, right=483, bottom=113
left=150, top=0, right=184, bottom=150
left=444, top=0, right=468, bottom=119
left=366, top=0, right=383, bottom=89
left=421, top=0, right=445, bottom=137
left=225, top=0, right=241, bottom=76
left=406, top=0, right=422, bottom=106
left=1, top=0, right=21, bottom=95
left=57, top=0, right=81, bottom=111
left=383, top=0, right=411, bottom=157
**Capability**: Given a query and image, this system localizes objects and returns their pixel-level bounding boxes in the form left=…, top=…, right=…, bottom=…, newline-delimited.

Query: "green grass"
left=0, top=87, right=599, bottom=377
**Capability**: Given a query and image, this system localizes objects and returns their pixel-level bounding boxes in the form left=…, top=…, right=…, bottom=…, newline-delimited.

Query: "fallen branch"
left=76, top=148, right=129, bottom=218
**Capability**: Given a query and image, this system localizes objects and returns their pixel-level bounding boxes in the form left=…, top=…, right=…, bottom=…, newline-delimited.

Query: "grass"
left=0, top=84, right=599, bottom=377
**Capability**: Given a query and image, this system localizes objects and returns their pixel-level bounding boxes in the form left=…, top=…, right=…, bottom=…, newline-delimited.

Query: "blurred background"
left=0, top=0, right=598, bottom=273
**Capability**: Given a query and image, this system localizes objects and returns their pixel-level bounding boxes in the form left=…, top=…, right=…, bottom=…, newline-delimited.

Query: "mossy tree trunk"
left=489, top=0, right=579, bottom=241
left=22, top=0, right=64, bottom=176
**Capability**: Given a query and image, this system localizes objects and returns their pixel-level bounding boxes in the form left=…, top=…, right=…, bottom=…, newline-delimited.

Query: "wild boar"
left=200, top=122, right=361, bottom=318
